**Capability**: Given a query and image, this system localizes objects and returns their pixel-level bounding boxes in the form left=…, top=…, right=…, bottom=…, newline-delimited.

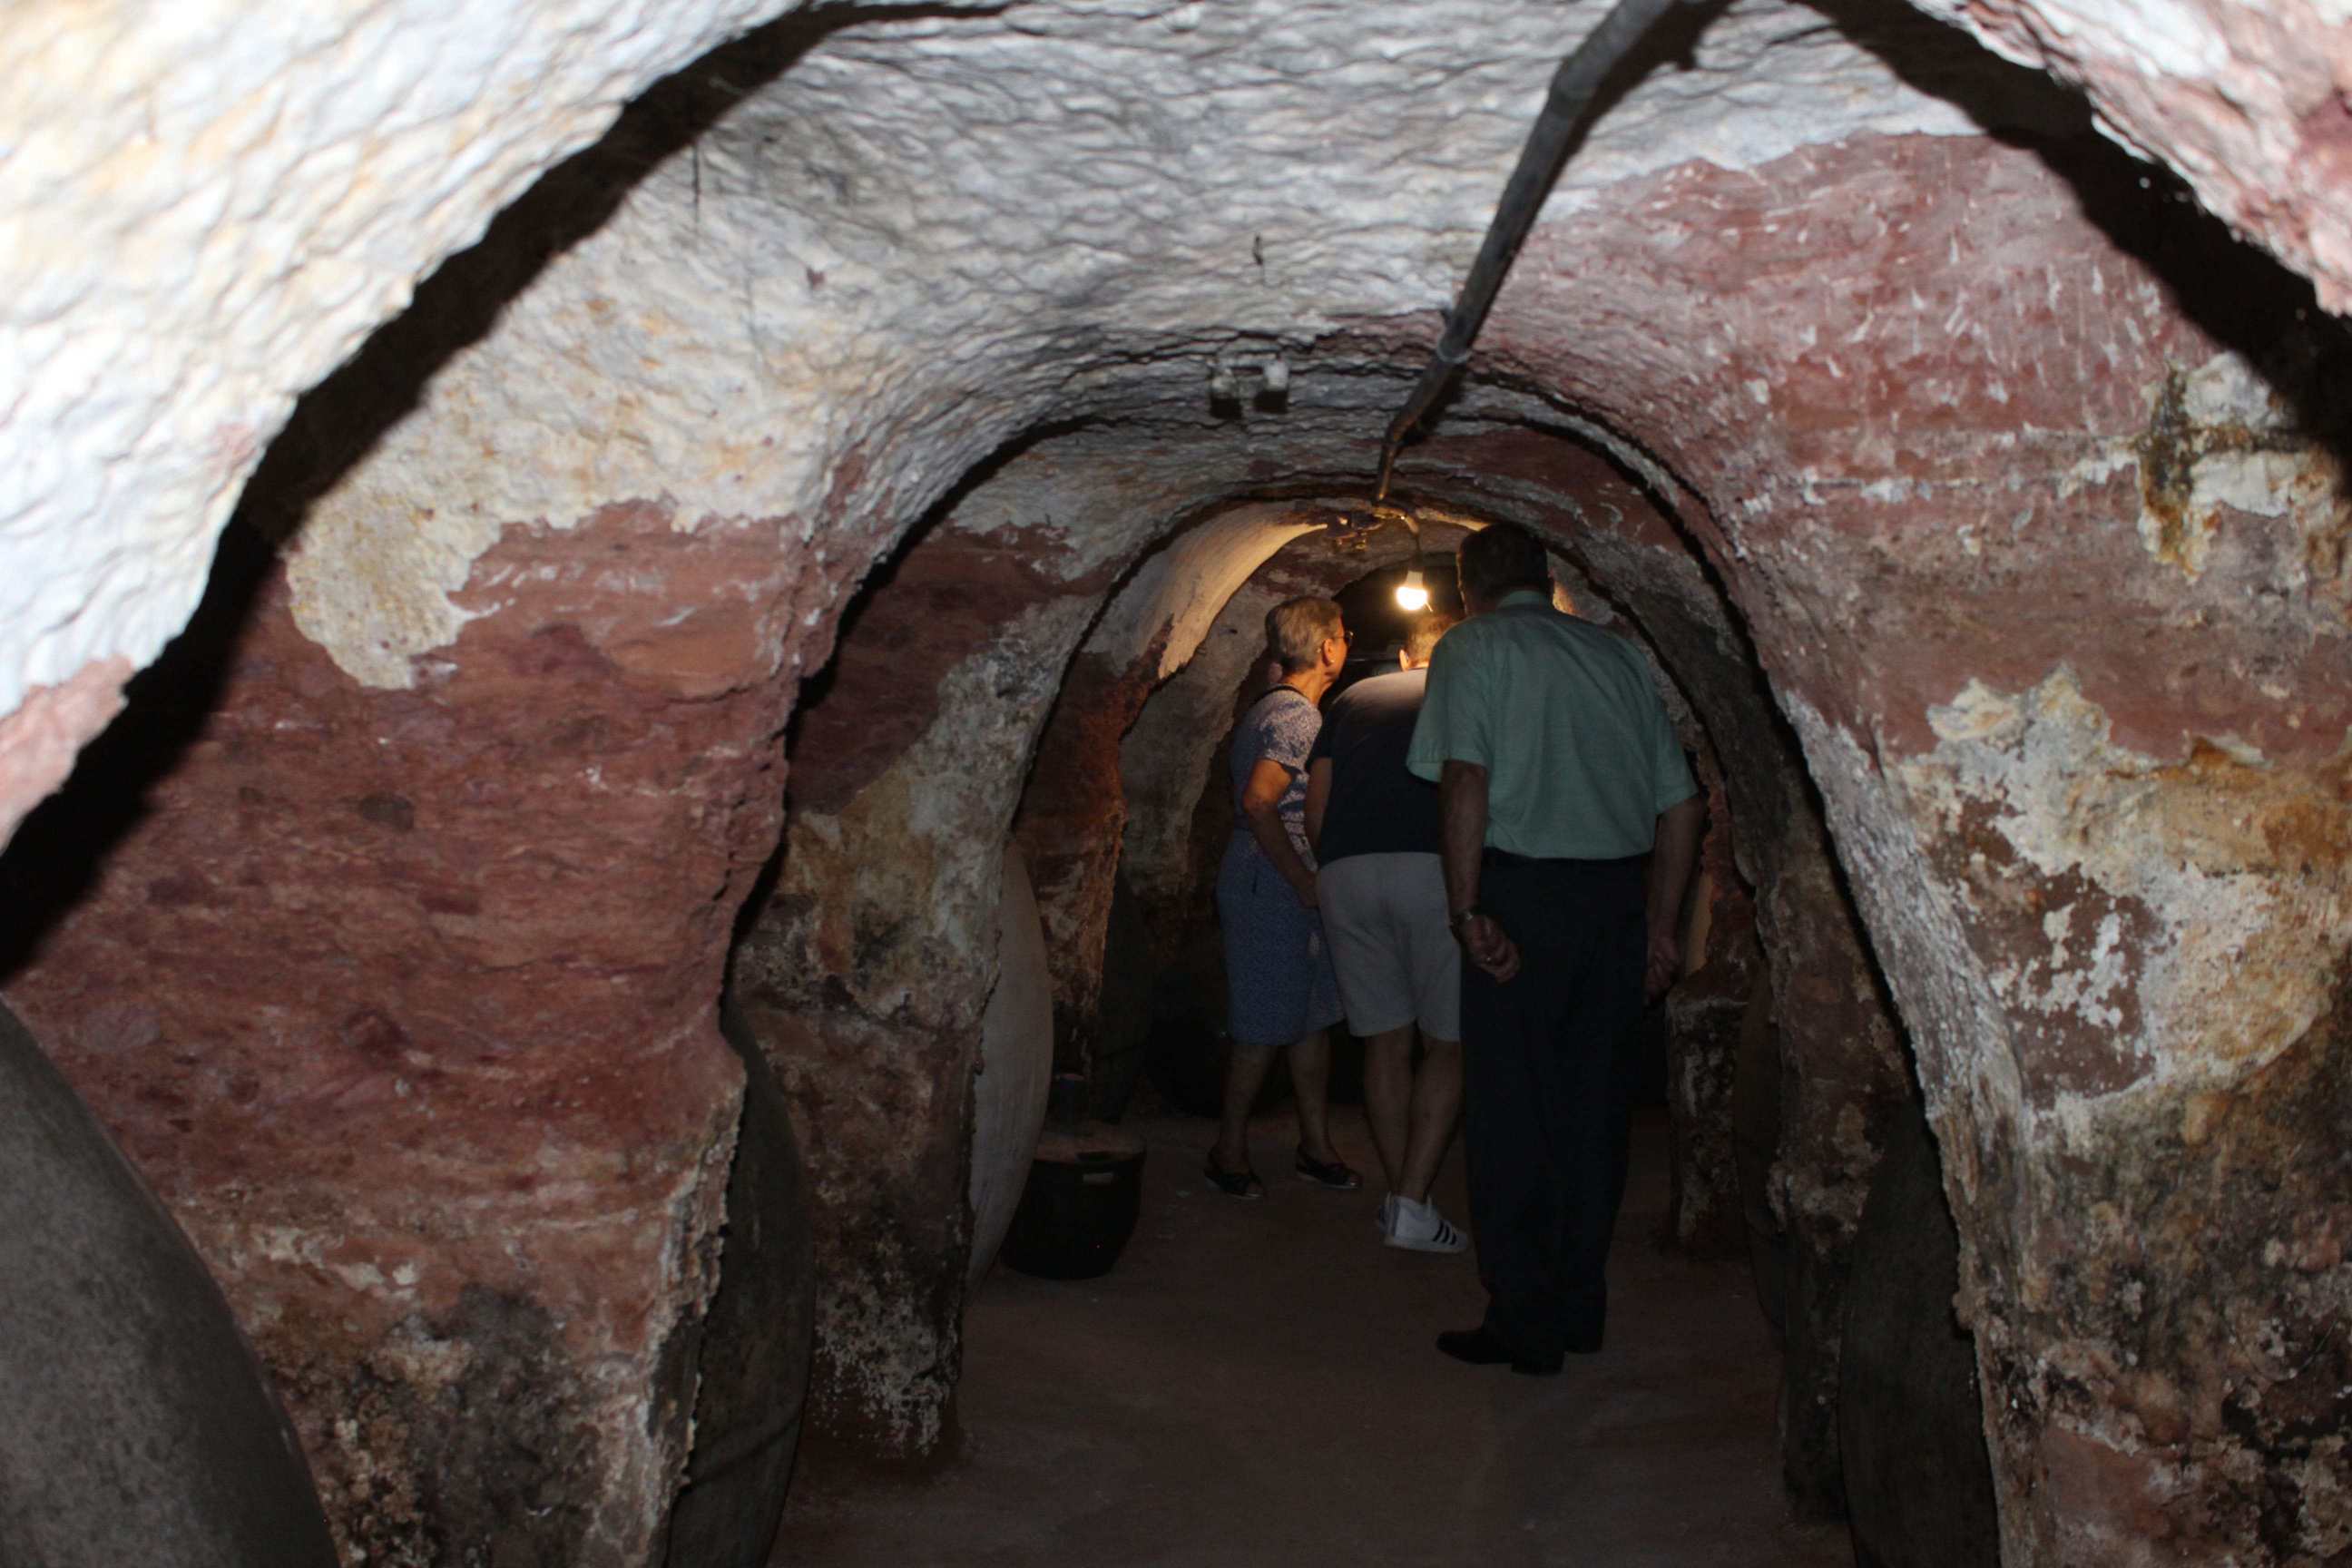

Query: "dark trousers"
left=1461, top=851, right=1647, bottom=1360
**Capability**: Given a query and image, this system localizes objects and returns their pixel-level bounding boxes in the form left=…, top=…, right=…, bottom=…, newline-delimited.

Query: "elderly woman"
left=1204, top=595, right=1361, bottom=1199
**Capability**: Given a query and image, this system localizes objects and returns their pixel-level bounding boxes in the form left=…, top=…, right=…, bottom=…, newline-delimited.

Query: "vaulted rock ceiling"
left=2, top=3, right=2348, bottom=1565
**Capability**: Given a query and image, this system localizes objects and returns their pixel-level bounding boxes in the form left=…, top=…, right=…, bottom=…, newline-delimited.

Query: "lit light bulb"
left=1395, top=568, right=1429, bottom=612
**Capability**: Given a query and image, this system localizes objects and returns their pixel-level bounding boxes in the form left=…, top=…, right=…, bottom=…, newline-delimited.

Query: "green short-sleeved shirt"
left=1406, top=589, right=1697, bottom=859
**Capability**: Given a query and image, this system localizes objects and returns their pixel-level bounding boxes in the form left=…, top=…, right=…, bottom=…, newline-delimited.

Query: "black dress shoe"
left=1436, top=1327, right=1513, bottom=1366
left=1436, top=1328, right=1560, bottom=1376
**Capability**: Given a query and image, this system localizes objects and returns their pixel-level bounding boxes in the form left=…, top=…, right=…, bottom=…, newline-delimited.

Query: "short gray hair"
left=1265, top=596, right=1344, bottom=674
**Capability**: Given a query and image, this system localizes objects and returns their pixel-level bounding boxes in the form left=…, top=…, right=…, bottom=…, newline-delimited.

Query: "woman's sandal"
left=1202, top=1152, right=1265, bottom=1200
left=1293, top=1147, right=1363, bottom=1191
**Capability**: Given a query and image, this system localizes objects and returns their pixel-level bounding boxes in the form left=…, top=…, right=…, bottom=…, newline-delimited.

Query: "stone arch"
left=1095, top=433, right=1908, bottom=1513
left=1, top=3, right=2348, bottom=1564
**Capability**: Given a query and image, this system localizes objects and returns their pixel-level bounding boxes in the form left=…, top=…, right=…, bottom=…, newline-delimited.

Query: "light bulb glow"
left=1395, top=568, right=1429, bottom=612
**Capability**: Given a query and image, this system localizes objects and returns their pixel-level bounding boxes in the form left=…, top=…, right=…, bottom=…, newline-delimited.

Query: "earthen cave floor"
left=777, top=1105, right=1849, bottom=1567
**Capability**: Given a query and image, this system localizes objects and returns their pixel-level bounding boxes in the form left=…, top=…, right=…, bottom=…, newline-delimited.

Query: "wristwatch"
left=1448, top=907, right=1484, bottom=933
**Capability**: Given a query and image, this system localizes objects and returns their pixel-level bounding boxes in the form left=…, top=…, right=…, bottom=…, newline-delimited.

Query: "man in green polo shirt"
left=1406, top=522, right=1701, bottom=1374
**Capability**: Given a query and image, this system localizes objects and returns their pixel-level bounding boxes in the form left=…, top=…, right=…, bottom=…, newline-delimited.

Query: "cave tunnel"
left=3, top=2, right=2350, bottom=1566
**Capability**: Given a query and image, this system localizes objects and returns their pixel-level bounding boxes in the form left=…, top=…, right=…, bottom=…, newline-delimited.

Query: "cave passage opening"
left=8, top=0, right=2352, bottom=1563
left=729, top=376, right=1968, bottom=1564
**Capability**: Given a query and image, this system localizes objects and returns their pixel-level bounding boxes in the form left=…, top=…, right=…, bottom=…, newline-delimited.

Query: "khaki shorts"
left=1315, top=851, right=1460, bottom=1041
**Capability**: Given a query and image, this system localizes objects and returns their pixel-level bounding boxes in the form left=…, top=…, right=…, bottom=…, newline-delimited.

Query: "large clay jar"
left=1839, top=1093, right=2002, bottom=1568
left=664, top=992, right=818, bottom=1568
left=966, top=846, right=1054, bottom=1292
left=0, top=996, right=339, bottom=1568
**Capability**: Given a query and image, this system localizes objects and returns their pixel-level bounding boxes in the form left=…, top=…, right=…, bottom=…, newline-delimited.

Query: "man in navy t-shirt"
left=1304, top=612, right=1467, bottom=1252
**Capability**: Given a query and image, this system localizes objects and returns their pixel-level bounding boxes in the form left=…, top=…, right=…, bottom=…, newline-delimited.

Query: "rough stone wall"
left=1913, top=0, right=2352, bottom=310
left=1662, top=755, right=1762, bottom=1261
left=1839, top=677, right=2352, bottom=1565
left=1, top=4, right=2347, bottom=1563
left=0, top=0, right=2053, bottom=848
left=1465, top=123, right=2352, bottom=1559
left=1014, top=652, right=1159, bottom=1078
left=734, top=508, right=1112, bottom=1458
left=0, top=502, right=805, bottom=1564
left=0, top=0, right=819, bottom=838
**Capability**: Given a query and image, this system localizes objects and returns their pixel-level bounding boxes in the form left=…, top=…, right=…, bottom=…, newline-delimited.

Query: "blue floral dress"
left=1215, top=687, right=1344, bottom=1047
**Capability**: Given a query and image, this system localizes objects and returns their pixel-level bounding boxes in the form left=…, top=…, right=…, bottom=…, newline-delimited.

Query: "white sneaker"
left=1385, top=1196, right=1469, bottom=1254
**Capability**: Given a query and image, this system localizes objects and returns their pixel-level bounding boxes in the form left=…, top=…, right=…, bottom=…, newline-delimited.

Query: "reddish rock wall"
left=1663, top=760, right=1761, bottom=1261
left=5, top=11, right=2346, bottom=1558
left=737, top=515, right=1113, bottom=1458
left=1014, top=651, right=1157, bottom=1082
left=1914, top=0, right=2352, bottom=313
left=1464, top=128, right=2352, bottom=1561
left=0, top=505, right=810, bottom=1564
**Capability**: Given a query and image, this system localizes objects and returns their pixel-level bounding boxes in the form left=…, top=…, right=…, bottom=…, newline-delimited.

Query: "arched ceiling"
left=1915, top=0, right=2352, bottom=310
left=4, top=0, right=2347, bottom=845
left=1, top=6, right=2347, bottom=1556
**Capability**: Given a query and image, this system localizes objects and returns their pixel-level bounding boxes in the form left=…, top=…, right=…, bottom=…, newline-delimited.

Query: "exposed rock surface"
left=737, top=503, right=1110, bottom=1457
left=1661, top=739, right=1767, bottom=1263
left=0, top=0, right=2076, bottom=844
left=0, top=0, right=818, bottom=839
left=0, top=3, right=2347, bottom=1564
left=1841, top=1092, right=2003, bottom=1568
left=1615, top=152, right=2352, bottom=1563
left=1916, top=0, right=2352, bottom=310
left=0, top=503, right=799, bottom=1563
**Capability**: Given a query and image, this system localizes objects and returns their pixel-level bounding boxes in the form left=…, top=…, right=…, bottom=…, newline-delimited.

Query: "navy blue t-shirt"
left=1307, top=668, right=1441, bottom=863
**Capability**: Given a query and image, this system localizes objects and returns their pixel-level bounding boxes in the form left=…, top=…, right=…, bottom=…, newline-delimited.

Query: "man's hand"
left=1437, top=760, right=1495, bottom=974
left=1643, top=793, right=1704, bottom=1004
left=1458, top=911, right=1520, bottom=983
left=1643, top=927, right=1679, bottom=1002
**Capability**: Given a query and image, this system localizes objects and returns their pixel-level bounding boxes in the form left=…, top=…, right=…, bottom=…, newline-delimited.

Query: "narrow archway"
left=2, top=4, right=2348, bottom=1564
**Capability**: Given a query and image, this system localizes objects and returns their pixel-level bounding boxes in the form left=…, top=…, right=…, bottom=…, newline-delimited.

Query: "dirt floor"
left=776, top=1105, right=1852, bottom=1567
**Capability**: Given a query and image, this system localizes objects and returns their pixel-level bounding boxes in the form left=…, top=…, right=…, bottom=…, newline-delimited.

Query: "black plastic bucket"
left=1001, top=1137, right=1145, bottom=1281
